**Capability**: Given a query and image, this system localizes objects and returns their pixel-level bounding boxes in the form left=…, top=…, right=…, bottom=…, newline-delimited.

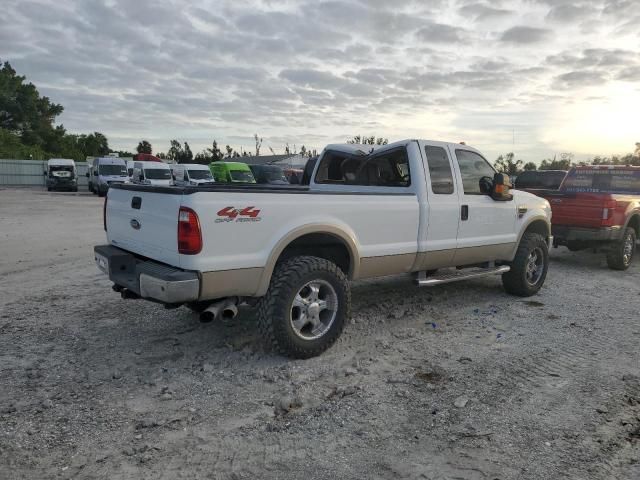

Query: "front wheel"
left=606, top=227, right=636, bottom=270
left=502, top=232, right=549, bottom=297
left=257, top=256, right=350, bottom=359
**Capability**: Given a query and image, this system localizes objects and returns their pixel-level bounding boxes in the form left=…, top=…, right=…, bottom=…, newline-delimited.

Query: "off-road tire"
left=502, top=232, right=549, bottom=297
left=257, top=255, right=350, bottom=359
left=606, top=227, right=636, bottom=271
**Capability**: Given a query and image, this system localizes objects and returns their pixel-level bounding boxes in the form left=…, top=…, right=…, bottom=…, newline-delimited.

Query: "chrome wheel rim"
left=290, top=279, right=338, bottom=340
left=623, top=233, right=634, bottom=266
left=525, top=247, right=545, bottom=285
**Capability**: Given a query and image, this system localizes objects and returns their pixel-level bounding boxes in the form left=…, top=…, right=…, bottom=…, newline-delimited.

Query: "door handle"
left=461, top=205, right=469, bottom=221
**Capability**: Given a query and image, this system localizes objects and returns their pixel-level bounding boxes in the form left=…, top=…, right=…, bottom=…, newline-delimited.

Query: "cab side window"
left=455, top=150, right=495, bottom=194
left=424, top=146, right=454, bottom=194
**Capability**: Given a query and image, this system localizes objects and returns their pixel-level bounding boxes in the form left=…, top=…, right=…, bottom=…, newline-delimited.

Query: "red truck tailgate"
left=546, top=192, right=608, bottom=228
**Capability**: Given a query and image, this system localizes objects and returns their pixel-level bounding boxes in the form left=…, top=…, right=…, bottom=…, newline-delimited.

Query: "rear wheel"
left=502, top=233, right=549, bottom=297
left=606, top=227, right=636, bottom=270
left=257, top=256, right=350, bottom=358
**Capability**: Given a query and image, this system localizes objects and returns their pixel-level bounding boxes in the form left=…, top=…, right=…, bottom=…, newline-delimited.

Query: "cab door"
left=448, top=147, right=517, bottom=264
left=415, top=141, right=460, bottom=269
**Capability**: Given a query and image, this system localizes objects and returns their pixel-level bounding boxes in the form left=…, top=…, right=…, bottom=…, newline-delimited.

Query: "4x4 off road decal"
left=215, top=206, right=262, bottom=223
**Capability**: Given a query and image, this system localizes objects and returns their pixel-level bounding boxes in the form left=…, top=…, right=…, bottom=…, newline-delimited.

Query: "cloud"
left=501, top=26, right=551, bottom=43
left=553, top=70, right=608, bottom=89
left=460, top=3, right=513, bottom=20
left=415, top=22, right=467, bottom=44
left=0, top=0, right=637, bottom=162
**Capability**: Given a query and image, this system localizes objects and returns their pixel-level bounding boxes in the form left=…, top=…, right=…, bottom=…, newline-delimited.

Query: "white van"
left=132, top=161, right=172, bottom=186
left=45, top=158, right=77, bottom=192
left=89, top=157, right=129, bottom=197
left=170, top=163, right=215, bottom=186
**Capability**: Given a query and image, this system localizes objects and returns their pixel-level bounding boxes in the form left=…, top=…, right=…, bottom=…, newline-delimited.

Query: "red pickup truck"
left=544, top=166, right=640, bottom=270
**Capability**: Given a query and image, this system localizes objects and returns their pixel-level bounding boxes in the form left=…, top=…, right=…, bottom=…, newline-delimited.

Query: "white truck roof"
left=324, top=139, right=483, bottom=156
left=94, top=157, right=126, bottom=165
left=47, top=158, right=75, bottom=166
left=135, top=161, right=171, bottom=168
left=171, top=163, right=210, bottom=170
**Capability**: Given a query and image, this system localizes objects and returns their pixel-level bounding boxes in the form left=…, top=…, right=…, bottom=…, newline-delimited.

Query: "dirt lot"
left=1, top=187, right=639, bottom=480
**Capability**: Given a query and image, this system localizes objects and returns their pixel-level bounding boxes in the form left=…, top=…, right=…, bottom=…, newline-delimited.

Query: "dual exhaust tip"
left=199, top=298, right=239, bottom=323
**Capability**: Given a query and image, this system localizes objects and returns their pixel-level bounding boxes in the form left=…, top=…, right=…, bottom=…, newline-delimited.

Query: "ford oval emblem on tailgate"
left=130, top=219, right=141, bottom=230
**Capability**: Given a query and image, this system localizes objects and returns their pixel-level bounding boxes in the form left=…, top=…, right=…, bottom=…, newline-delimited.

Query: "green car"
left=209, top=162, right=256, bottom=184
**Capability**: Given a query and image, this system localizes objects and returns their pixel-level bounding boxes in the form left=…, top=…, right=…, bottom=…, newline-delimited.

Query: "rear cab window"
left=424, top=145, right=454, bottom=194
left=314, top=147, right=411, bottom=189
left=562, top=168, right=640, bottom=194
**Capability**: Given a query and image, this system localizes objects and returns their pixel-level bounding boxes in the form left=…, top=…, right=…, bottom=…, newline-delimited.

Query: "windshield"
left=188, top=169, right=213, bottom=180
left=562, top=169, right=640, bottom=194
left=99, top=164, right=127, bottom=176
left=516, top=171, right=566, bottom=190
left=261, top=167, right=287, bottom=182
left=145, top=168, right=172, bottom=180
left=230, top=170, right=255, bottom=182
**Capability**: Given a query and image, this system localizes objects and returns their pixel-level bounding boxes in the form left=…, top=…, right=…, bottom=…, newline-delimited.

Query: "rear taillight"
left=601, top=199, right=617, bottom=226
left=103, top=196, right=107, bottom=231
left=178, top=207, right=202, bottom=255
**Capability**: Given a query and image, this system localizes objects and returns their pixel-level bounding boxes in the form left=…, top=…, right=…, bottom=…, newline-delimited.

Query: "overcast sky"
left=1, top=0, right=639, bottom=162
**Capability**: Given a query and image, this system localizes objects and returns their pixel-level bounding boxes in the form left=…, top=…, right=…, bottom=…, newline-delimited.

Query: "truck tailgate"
left=546, top=192, right=606, bottom=228
left=106, top=188, right=183, bottom=267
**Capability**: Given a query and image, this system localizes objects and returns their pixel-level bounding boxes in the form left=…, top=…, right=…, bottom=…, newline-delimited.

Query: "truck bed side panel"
left=178, top=191, right=420, bottom=273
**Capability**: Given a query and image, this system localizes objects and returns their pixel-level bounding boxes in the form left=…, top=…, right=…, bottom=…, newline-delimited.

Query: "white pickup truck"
left=95, top=139, right=552, bottom=358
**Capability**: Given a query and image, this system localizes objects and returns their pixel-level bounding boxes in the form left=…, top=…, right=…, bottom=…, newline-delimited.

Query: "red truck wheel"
left=606, top=227, right=636, bottom=270
left=257, top=255, right=350, bottom=358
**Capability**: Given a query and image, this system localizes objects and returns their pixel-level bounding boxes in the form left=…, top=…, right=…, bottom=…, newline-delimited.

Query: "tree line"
left=2, top=59, right=638, bottom=168
left=493, top=147, right=640, bottom=176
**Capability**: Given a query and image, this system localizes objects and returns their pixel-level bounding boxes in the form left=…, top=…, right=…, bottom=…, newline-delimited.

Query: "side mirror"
left=479, top=176, right=493, bottom=194
left=491, top=173, right=513, bottom=201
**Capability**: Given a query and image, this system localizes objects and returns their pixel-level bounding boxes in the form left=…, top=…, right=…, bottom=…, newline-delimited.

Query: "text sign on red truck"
left=562, top=169, right=640, bottom=195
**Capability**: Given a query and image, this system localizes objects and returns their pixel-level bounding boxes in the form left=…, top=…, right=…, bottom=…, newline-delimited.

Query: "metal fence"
left=0, top=159, right=89, bottom=189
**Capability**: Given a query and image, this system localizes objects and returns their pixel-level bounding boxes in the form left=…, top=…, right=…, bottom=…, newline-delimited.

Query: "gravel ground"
left=1, top=187, right=639, bottom=480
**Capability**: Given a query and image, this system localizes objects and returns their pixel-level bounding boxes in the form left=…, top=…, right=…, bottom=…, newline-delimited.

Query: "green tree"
left=493, top=152, right=523, bottom=175
left=0, top=60, right=64, bottom=150
left=136, top=140, right=152, bottom=154
left=225, top=145, right=234, bottom=158
left=254, top=133, right=263, bottom=156
left=167, top=140, right=183, bottom=162
left=207, top=140, right=223, bottom=162
left=347, top=135, right=388, bottom=145
left=523, top=162, right=537, bottom=171
left=181, top=142, right=193, bottom=163
left=539, top=153, right=573, bottom=170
